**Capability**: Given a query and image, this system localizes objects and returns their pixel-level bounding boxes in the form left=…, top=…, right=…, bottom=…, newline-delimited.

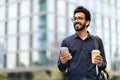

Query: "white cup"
left=91, top=50, right=100, bottom=64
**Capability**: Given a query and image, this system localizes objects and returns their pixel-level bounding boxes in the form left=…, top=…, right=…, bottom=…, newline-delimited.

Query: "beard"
left=74, top=22, right=86, bottom=31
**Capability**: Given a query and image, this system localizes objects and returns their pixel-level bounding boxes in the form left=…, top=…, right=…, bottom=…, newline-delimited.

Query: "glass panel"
left=20, top=18, right=30, bottom=33
left=68, top=3, right=76, bottom=17
left=95, top=0, right=102, bottom=13
left=95, top=14, right=102, bottom=28
left=32, top=51, right=39, bottom=66
left=118, top=21, right=120, bottom=34
left=8, top=3, right=17, bottom=19
left=7, top=36, right=17, bottom=52
left=117, top=0, right=120, bottom=8
left=33, top=0, right=39, bottom=13
left=0, top=6, right=5, bottom=21
left=103, top=17, right=109, bottom=29
left=39, top=0, right=46, bottom=11
left=19, top=51, right=29, bottom=67
left=117, top=9, right=120, bottom=20
left=8, top=0, right=16, bottom=2
left=87, top=0, right=94, bottom=10
left=103, top=0, right=108, bottom=2
left=57, top=17, right=66, bottom=33
left=57, top=0, right=66, bottom=16
left=47, top=0, right=55, bottom=12
left=20, top=1, right=30, bottom=16
left=104, top=30, right=109, bottom=44
left=32, top=15, right=39, bottom=32
left=96, top=28, right=102, bottom=38
left=118, top=35, right=120, bottom=47
left=0, top=54, right=4, bottom=69
left=7, top=53, right=16, bottom=69
left=47, top=14, right=55, bottom=31
left=19, top=35, right=29, bottom=50
left=110, top=0, right=115, bottom=5
left=0, top=23, right=5, bottom=37
left=8, top=20, right=17, bottom=35
left=103, top=3, right=110, bottom=16
left=0, top=41, right=4, bottom=69
left=0, top=38, right=5, bottom=50
left=32, top=50, right=47, bottom=66
left=110, top=19, right=116, bottom=32
left=111, top=32, right=116, bottom=45
left=33, top=33, right=39, bottom=49
left=0, top=0, right=5, bottom=5
left=110, top=6, right=116, bottom=18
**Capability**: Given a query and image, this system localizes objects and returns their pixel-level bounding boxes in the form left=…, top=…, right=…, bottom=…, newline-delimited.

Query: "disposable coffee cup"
left=91, top=50, right=100, bottom=64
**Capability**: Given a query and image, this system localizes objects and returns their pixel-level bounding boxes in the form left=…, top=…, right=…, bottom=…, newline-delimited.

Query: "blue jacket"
left=58, top=32, right=107, bottom=80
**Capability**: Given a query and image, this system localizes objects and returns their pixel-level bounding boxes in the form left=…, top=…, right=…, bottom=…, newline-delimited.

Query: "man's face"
left=73, top=12, right=87, bottom=31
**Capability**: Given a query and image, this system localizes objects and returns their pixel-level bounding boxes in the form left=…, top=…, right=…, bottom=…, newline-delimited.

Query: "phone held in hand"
left=60, top=47, right=69, bottom=54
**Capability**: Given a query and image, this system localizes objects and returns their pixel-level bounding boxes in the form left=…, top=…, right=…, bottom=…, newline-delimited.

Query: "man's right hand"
left=60, top=52, right=72, bottom=64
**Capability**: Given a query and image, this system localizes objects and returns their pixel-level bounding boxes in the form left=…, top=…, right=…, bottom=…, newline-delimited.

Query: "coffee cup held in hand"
left=91, top=50, right=100, bottom=64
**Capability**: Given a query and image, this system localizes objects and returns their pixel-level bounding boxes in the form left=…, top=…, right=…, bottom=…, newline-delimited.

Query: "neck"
left=76, top=29, right=88, bottom=40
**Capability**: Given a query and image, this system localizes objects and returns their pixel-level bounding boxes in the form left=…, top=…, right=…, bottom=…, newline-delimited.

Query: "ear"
left=86, top=21, right=90, bottom=27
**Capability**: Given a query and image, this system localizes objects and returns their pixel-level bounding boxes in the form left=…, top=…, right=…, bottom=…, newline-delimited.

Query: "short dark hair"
left=74, top=6, right=91, bottom=22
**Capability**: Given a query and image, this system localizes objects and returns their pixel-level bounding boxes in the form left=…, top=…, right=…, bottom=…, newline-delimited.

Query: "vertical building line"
left=65, top=0, right=69, bottom=36
left=29, top=0, right=33, bottom=67
left=54, top=0, right=58, bottom=41
left=16, top=0, right=20, bottom=67
left=4, top=0, right=8, bottom=68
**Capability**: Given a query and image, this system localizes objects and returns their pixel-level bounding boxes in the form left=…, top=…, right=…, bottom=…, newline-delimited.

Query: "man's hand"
left=60, top=52, right=72, bottom=64
left=94, top=54, right=103, bottom=67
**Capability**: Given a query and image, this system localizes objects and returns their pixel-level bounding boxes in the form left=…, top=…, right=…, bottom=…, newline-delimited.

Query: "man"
left=57, top=6, right=107, bottom=80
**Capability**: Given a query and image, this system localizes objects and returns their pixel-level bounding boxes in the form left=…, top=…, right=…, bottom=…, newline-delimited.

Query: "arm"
left=57, top=39, right=71, bottom=72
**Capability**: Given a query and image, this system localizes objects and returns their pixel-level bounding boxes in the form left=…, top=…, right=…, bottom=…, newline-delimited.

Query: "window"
left=95, top=14, right=102, bottom=28
left=20, top=18, right=30, bottom=33
left=19, top=51, right=29, bottom=67
left=0, top=6, right=5, bottom=21
left=19, top=35, right=29, bottom=50
left=0, top=23, right=5, bottom=37
left=95, top=0, right=102, bottom=13
left=103, top=17, right=109, bottom=29
left=20, top=1, right=30, bottom=16
left=117, top=0, right=120, bottom=8
left=110, top=19, right=116, bottom=32
left=0, top=0, right=5, bottom=5
left=39, top=0, right=46, bottom=11
left=8, top=3, right=17, bottom=19
left=8, top=0, right=16, bottom=3
left=33, top=0, right=39, bottom=13
left=103, top=3, right=110, bottom=16
left=7, top=53, right=16, bottom=69
left=8, top=20, right=17, bottom=35
left=117, top=9, right=120, bottom=20
left=7, top=36, right=17, bottom=52
left=57, top=0, right=66, bottom=16
left=0, top=42, right=4, bottom=69
left=32, top=15, right=39, bottom=32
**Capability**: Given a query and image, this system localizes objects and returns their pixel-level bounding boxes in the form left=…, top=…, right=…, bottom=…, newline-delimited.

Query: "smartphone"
left=60, top=47, right=69, bottom=54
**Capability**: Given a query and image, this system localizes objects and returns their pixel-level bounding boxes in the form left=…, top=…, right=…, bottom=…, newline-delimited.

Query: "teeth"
left=76, top=24, right=81, bottom=27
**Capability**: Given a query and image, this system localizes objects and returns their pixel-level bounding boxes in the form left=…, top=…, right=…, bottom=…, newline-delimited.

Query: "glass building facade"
left=0, top=0, right=120, bottom=79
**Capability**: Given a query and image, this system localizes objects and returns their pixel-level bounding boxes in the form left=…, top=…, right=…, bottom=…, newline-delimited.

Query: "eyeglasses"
left=71, top=17, right=85, bottom=21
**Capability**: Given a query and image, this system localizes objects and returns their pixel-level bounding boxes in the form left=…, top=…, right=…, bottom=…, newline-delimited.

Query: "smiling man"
left=58, top=6, right=107, bottom=80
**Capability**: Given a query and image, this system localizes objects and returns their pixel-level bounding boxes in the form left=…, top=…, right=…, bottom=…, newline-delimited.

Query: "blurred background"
left=0, top=0, right=120, bottom=80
